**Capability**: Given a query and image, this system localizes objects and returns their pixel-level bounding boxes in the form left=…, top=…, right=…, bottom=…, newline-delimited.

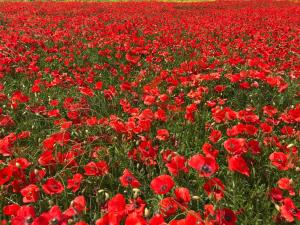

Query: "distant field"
left=0, top=1, right=299, bottom=225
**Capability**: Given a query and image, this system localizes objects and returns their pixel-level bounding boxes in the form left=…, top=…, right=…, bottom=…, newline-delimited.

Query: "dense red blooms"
left=119, top=169, right=141, bottom=188
left=269, top=188, right=283, bottom=202
left=20, top=184, right=40, bottom=203
left=174, top=187, right=191, bottom=204
left=269, top=152, right=290, bottom=170
left=84, top=161, right=109, bottom=176
left=280, top=198, right=300, bottom=222
left=42, top=178, right=64, bottom=195
left=105, top=193, right=127, bottom=222
left=150, top=175, right=175, bottom=195
left=125, top=213, right=147, bottom=225
left=203, top=178, right=225, bottom=201
left=223, top=138, right=247, bottom=155
left=156, top=129, right=170, bottom=141
left=67, top=173, right=83, bottom=192
left=0, top=166, right=13, bottom=186
left=277, top=178, right=295, bottom=196
left=11, top=206, right=35, bottom=225
left=165, top=155, right=189, bottom=176
left=215, top=208, right=237, bottom=225
left=228, top=156, right=250, bottom=176
left=188, top=154, right=219, bottom=177
left=0, top=1, right=299, bottom=224
left=159, top=197, right=178, bottom=217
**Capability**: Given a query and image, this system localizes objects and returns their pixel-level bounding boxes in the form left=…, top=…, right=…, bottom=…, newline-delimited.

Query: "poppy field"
left=0, top=1, right=300, bottom=224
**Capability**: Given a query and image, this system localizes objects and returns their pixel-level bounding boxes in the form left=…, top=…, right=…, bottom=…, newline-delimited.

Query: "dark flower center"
left=160, top=185, right=167, bottom=192
left=201, top=164, right=211, bottom=173
left=290, top=208, right=298, bottom=215
left=224, top=214, right=232, bottom=221
left=125, top=176, right=133, bottom=183
left=50, top=185, right=59, bottom=190
left=26, top=216, right=33, bottom=225
left=50, top=218, right=58, bottom=225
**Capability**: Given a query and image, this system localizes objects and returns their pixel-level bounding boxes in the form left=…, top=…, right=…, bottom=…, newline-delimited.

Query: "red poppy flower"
left=228, top=155, right=250, bottom=176
left=149, top=214, right=166, bottom=225
left=155, top=108, right=167, bottom=122
left=144, top=95, right=156, bottom=105
left=174, top=187, right=191, bottom=204
left=156, top=129, right=170, bottom=141
left=247, top=140, right=261, bottom=155
left=260, top=122, right=273, bottom=133
left=11, top=206, right=35, bottom=225
left=203, top=178, right=225, bottom=201
left=36, top=205, right=66, bottom=225
left=209, top=130, right=222, bottom=143
left=9, top=158, right=31, bottom=170
left=150, top=175, right=175, bottom=195
left=30, top=169, right=46, bottom=184
left=269, top=188, right=283, bottom=202
left=269, top=152, right=289, bottom=170
left=67, top=173, right=83, bottom=192
left=0, top=166, right=13, bottom=186
left=280, top=198, right=300, bottom=222
left=0, top=137, right=12, bottom=156
left=38, top=150, right=56, bottom=166
left=20, top=184, right=40, bottom=203
left=185, top=103, right=197, bottom=123
left=3, top=204, right=20, bottom=216
left=202, top=143, right=219, bottom=158
left=215, top=208, right=237, bottom=225
left=165, top=155, right=189, bottom=176
left=277, top=178, right=295, bottom=196
left=159, top=197, right=178, bottom=217
left=95, top=81, right=103, bottom=90
left=119, top=169, right=141, bottom=188
left=71, top=195, right=87, bottom=213
left=107, top=194, right=126, bottom=217
left=126, top=197, right=146, bottom=216
left=79, top=86, right=94, bottom=97
left=84, top=161, right=109, bottom=176
left=125, top=213, right=147, bottom=225
left=188, top=154, right=219, bottom=177
left=95, top=212, right=121, bottom=225
left=182, top=211, right=204, bottom=225
left=263, top=105, right=278, bottom=117
left=42, top=178, right=64, bottom=195
left=223, top=138, right=247, bottom=155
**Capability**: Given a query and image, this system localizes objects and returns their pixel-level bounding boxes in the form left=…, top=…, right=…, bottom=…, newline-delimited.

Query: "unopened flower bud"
left=133, top=188, right=140, bottom=198
left=105, top=192, right=110, bottom=201
left=144, top=208, right=150, bottom=218
left=192, top=195, right=201, bottom=200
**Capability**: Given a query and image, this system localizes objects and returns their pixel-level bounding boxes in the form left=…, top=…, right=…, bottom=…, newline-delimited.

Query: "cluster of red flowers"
left=0, top=1, right=299, bottom=224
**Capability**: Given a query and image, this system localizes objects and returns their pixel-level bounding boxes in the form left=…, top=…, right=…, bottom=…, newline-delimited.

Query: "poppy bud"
left=144, top=208, right=150, bottom=218
left=133, top=188, right=140, bottom=198
left=48, top=200, right=54, bottom=207
left=105, top=193, right=110, bottom=201
left=287, top=143, right=294, bottom=148
left=192, top=195, right=201, bottom=200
